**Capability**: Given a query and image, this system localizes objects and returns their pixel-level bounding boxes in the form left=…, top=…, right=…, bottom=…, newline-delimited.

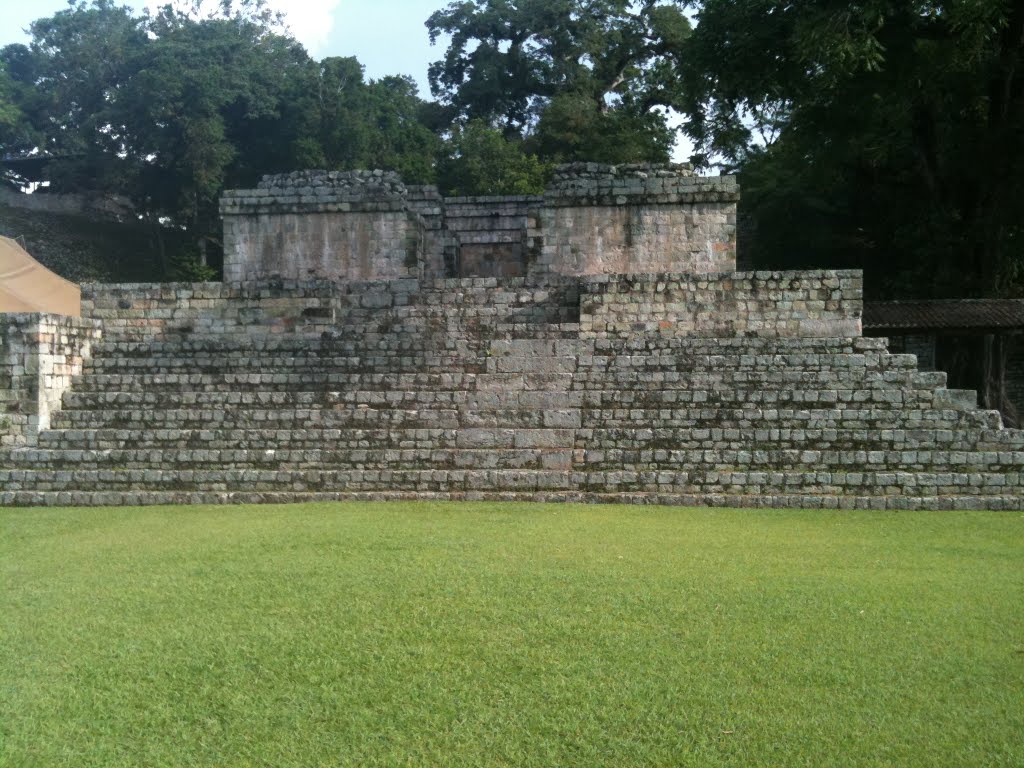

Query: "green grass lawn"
left=1, top=503, right=1022, bottom=767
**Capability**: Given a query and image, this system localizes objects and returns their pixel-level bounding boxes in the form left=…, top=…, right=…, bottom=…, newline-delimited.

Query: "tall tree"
left=679, top=0, right=1024, bottom=298
left=7, top=0, right=148, bottom=192
left=118, top=1, right=310, bottom=259
left=300, top=58, right=441, bottom=183
left=426, top=0, right=691, bottom=162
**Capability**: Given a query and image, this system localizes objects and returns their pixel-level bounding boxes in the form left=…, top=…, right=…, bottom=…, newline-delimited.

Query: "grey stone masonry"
left=1, top=166, right=1020, bottom=509
left=528, top=163, right=738, bottom=279
left=2, top=270, right=1023, bottom=510
left=220, top=163, right=738, bottom=285
left=221, top=170, right=425, bottom=285
left=580, top=271, right=862, bottom=339
left=0, top=313, right=103, bottom=446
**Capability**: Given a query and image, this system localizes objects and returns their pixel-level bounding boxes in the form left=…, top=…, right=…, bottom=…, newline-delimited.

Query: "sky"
left=0, top=0, right=444, bottom=95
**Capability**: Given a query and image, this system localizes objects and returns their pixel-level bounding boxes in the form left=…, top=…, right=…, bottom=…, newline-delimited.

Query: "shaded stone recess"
left=1, top=270, right=1022, bottom=509
left=440, top=196, right=540, bottom=279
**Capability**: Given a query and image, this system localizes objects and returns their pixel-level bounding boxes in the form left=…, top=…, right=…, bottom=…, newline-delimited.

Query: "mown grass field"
left=1, top=502, right=1022, bottom=767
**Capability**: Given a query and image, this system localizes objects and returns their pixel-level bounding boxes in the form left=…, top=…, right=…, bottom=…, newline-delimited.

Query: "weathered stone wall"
left=3, top=164, right=1020, bottom=510
left=80, top=269, right=859, bottom=343
left=221, top=171, right=427, bottom=283
left=221, top=164, right=738, bottom=285
left=3, top=292, right=1022, bottom=508
left=580, top=271, right=863, bottom=339
left=80, top=277, right=581, bottom=342
left=0, top=313, right=103, bottom=446
left=528, top=164, right=739, bottom=279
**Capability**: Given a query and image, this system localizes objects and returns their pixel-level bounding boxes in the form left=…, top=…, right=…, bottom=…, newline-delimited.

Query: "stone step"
left=591, top=336, right=891, bottom=352
left=2, top=488, right=1020, bottom=510
left=48, top=402, right=999, bottom=432
left=88, top=344, right=903, bottom=368
left=579, top=417, right=1004, bottom=444
left=573, top=374, right=942, bottom=394
left=82, top=355, right=580, bottom=377
left=582, top=352, right=921, bottom=373
left=580, top=407, right=1003, bottom=430
left=60, top=389, right=584, bottom=411
left=0, top=468, right=575, bottom=493
left=577, top=447, right=1023, bottom=471
left=8, top=443, right=1019, bottom=473
left=933, top=389, right=979, bottom=410
left=0, top=466, right=1016, bottom=499
left=2, top=446, right=576, bottom=471
left=82, top=354, right=490, bottom=371
left=85, top=334, right=885, bottom=359
left=570, top=491, right=1023, bottom=512
left=573, top=469, right=1021, bottom=496
left=48, top=404, right=580, bottom=430
left=577, top=388, right=941, bottom=408
left=68, top=371, right=575, bottom=393
left=35, top=424, right=1005, bottom=452
left=36, top=425, right=571, bottom=450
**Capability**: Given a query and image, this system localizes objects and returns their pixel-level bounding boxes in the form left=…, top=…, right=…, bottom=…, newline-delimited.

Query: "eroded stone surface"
left=1, top=164, right=1020, bottom=509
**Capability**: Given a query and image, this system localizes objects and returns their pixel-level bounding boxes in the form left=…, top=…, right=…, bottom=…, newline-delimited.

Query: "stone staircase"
left=573, top=336, right=1021, bottom=507
left=2, top=320, right=1022, bottom=508
left=0, top=330, right=583, bottom=505
left=2, top=271, right=1022, bottom=509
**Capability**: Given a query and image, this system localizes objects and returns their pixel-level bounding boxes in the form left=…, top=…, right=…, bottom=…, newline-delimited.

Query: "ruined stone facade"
left=220, top=163, right=738, bottom=284
left=1, top=164, right=1022, bottom=509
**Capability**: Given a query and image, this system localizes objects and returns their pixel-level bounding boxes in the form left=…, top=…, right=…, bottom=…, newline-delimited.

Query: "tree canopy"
left=426, top=0, right=690, bottom=162
left=1, top=0, right=1022, bottom=297
left=679, top=0, right=1024, bottom=298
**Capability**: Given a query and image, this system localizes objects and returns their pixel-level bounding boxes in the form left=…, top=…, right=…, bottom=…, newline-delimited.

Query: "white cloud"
left=143, top=0, right=340, bottom=55
left=266, top=0, right=340, bottom=55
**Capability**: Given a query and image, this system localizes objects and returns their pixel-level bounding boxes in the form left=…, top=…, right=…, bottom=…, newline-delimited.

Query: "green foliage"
left=680, top=0, right=1024, bottom=297
left=0, top=63, right=22, bottom=136
left=2, top=503, right=1022, bottom=766
left=437, top=119, right=550, bottom=196
left=530, top=92, right=674, bottom=163
left=309, top=59, right=441, bottom=183
left=427, top=0, right=689, bottom=164
left=1, top=1, right=442, bottom=266
left=171, top=252, right=219, bottom=282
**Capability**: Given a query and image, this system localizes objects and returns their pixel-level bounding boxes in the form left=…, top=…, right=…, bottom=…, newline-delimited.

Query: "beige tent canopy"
left=0, top=236, right=80, bottom=316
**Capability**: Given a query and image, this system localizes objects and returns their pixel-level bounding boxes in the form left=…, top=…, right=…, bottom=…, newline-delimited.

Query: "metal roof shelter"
left=0, top=236, right=80, bottom=315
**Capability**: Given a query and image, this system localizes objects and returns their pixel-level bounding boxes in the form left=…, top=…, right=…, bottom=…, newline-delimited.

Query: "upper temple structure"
left=217, top=163, right=739, bottom=283
left=1, top=163, right=1021, bottom=509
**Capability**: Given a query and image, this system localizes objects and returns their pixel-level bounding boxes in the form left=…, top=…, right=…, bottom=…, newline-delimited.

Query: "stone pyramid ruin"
left=1, top=163, right=1021, bottom=509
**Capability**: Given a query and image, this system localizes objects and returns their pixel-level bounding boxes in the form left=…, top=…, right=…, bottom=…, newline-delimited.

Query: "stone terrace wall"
left=580, top=271, right=863, bottom=339
left=80, top=277, right=581, bottom=342
left=529, top=163, right=739, bottom=279
left=221, top=170, right=428, bottom=284
left=7, top=269, right=1024, bottom=509
left=79, top=269, right=859, bottom=344
left=0, top=313, right=103, bottom=446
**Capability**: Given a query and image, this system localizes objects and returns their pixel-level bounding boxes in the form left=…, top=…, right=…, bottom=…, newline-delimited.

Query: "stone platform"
left=2, top=271, right=1021, bottom=509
